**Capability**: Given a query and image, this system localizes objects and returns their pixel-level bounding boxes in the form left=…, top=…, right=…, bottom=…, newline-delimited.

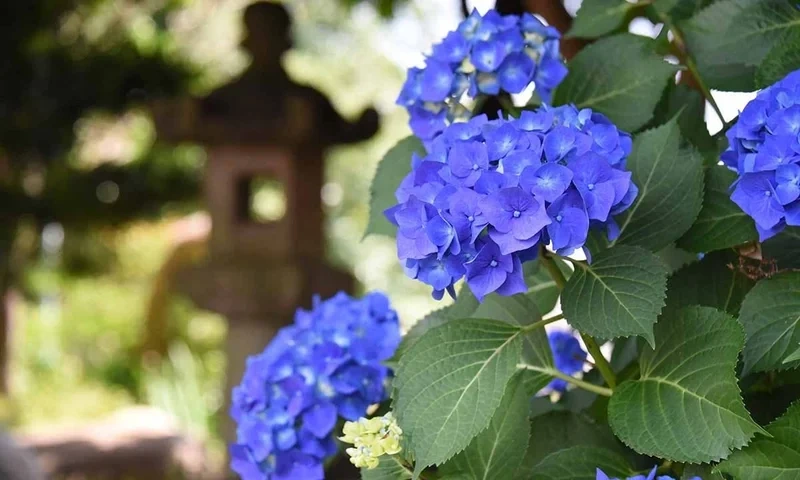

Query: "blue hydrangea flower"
left=546, top=329, right=587, bottom=392
left=397, top=9, right=567, bottom=141
left=596, top=466, right=699, bottom=480
left=229, top=292, right=401, bottom=480
left=385, top=105, right=636, bottom=300
left=723, top=68, right=800, bottom=240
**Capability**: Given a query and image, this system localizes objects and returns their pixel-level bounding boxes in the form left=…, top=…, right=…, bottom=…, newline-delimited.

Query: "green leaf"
left=682, top=0, right=800, bottom=91
left=757, top=28, right=800, bottom=88
left=530, top=445, right=634, bottom=480
left=717, top=401, right=800, bottom=479
left=361, top=456, right=412, bottom=480
left=393, top=318, right=524, bottom=476
left=365, top=136, right=425, bottom=238
left=654, top=0, right=715, bottom=21
left=608, top=306, right=764, bottom=463
left=391, top=288, right=479, bottom=362
left=584, top=230, right=611, bottom=257
left=763, top=226, right=800, bottom=270
left=677, top=166, right=758, bottom=252
left=471, top=294, right=554, bottom=395
left=649, top=84, right=716, bottom=160
left=524, top=257, right=571, bottom=314
left=562, top=246, right=668, bottom=346
left=442, top=375, right=530, bottom=480
left=785, top=346, right=800, bottom=364
left=739, top=272, right=800, bottom=374
left=612, top=118, right=704, bottom=251
left=568, top=0, right=632, bottom=39
left=517, top=411, right=621, bottom=477
left=664, top=250, right=756, bottom=316
left=552, top=34, right=678, bottom=132
left=656, top=244, right=700, bottom=274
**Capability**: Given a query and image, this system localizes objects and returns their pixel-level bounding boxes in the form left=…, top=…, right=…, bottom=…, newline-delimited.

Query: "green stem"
left=538, top=246, right=567, bottom=289
left=685, top=56, right=725, bottom=126
left=580, top=333, right=617, bottom=389
left=518, top=363, right=613, bottom=397
left=521, top=314, right=563, bottom=333
left=395, top=456, right=431, bottom=480
left=544, top=312, right=564, bottom=323
left=497, top=95, right=521, bottom=117
left=661, top=14, right=726, bottom=127
left=471, top=96, right=487, bottom=118
left=657, top=460, right=674, bottom=475
left=539, top=247, right=617, bottom=390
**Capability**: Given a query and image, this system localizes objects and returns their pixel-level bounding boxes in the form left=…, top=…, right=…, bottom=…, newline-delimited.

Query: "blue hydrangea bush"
left=233, top=4, right=800, bottom=480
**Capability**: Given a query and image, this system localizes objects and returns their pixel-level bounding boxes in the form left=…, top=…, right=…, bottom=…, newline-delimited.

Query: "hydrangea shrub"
left=233, top=3, right=800, bottom=480
left=229, top=292, right=400, bottom=480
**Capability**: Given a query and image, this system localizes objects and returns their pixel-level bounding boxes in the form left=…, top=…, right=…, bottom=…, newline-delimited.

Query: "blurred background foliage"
left=1, top=0, right=461, bottom=468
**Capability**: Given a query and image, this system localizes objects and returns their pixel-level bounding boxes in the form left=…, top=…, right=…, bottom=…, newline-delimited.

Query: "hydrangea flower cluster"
left=596, top=466, right=699, bottom=480
left=386, top=104, right=637, bottom=300
left=723, top=68, right=800, bottom=240
left=340, top=412, right=403, bottom=469
left=396, top=9, right=567, bottom=141
left=547, top=329, right=587, bottom=393
left=229, top=292, right=401, bottom=480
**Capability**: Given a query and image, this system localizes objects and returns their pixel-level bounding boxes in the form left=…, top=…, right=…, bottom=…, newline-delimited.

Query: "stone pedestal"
left=153, top=0, right=377, bottom=453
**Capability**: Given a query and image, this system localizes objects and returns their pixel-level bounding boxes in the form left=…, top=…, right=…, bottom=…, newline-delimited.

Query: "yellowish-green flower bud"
left=340, top=411, right=403, bottom=470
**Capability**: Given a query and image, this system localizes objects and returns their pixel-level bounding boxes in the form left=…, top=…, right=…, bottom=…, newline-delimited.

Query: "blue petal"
left=517, top=109, right=554, bottom=132
left=498, top=52, right=535, bottom=93
left=595, top=468, right=613, bottom=480
left=432, top=31, right=469, bottom=63
left=449, top=141, right=489, bottom=177
left=420, top=59, right=455, bottom=102
left=471, top=40, right=508, bottom=72
left=275, top=427, right=297, bottom=451
left=543, top=126, right=576, bottom=162
left=520, top=163, right=573, bottom=202
left=731, top=172, right=785, bottom=229
left=302, top=402, right=337, bottom=438
left=409, top=105, right=447, bottom=140
left=494, top=255, right=527, bottom=297
left=476, top=71, right=501, bottom=95
left=484, top=123, right=521, bottom=160
left=489, top=228, right=540, bottom=254
left=229, top=444, right=264, bottom=480
left=475, top=170, right=517, bottom=194
left=397, top=67, right=422, bottom=106
left=785, top=200, right=800, bottom=226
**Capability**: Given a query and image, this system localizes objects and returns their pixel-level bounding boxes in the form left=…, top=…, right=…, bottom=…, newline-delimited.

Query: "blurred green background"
left=1, top=0, right=464, bottom=472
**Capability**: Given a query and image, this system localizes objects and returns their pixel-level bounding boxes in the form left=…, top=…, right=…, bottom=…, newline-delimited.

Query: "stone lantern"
left=153, top=1, right=378, bottom=444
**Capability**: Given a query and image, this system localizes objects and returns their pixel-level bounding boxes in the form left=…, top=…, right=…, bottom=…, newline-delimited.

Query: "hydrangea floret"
left=397, top=9, right=567, bottom=141
left=546, top=329, right=587, bottom=393
left=229, top=292, right=401, bottom=480
left=340, top=412, right=403, bottom=469
left=596, top=466, right=699, bottom=480
left=723, top=68, right=800, bottom=240
left=386, top=104, right=637, bottom=300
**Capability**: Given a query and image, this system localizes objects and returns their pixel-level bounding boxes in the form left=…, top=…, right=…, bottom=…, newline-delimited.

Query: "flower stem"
left=497, top=95, right=521, bottom=117
left=580, top=333, right=617, bottom=389
left=396, top=456, right=431, bottom=480
left=517, top=363, right=613, bottom=397
left=521, top=314, right=563, bottom=333
left=544, top=312, right=564, bottom=323
left=661, top=14, right=726, bottom=127
left=538, top=249, right=616, bottom=390
left=538, top=246, right=568, bottom=290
